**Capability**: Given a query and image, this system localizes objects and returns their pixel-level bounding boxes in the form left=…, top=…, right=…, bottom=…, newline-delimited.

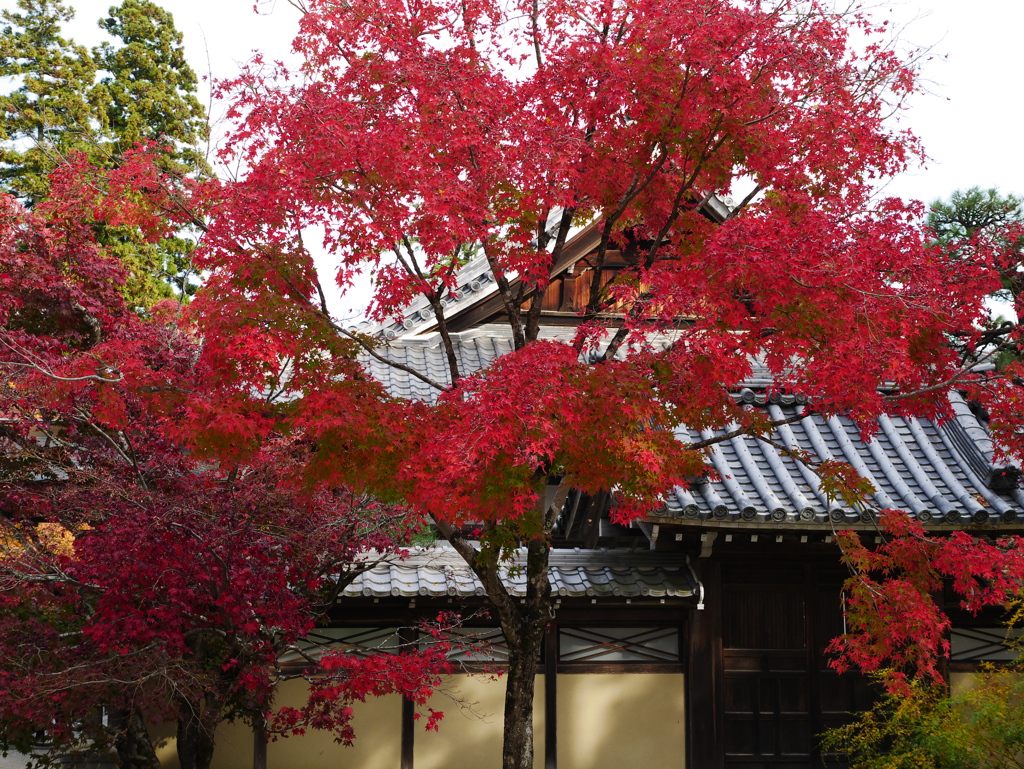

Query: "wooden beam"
left=545, top=621, right=558, bottom=769
left=401, top=626, right=417, bottom=769
left=401, top=698, right=414, bottom=769
left=252, top=720, right=267, bottom=769
left=687, top=557, right=721, bottom=769
left=434, top=223, right=604, bottom=333
left=580, top=491, right=607, bottom=550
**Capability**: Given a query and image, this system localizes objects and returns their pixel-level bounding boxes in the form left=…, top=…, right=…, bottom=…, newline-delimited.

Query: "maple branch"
left=222, top=230, right=451, bottom=392
left=571, top=9, right=603, bottom=35
left=7, top=403, right=73, bottom=453
left=118, top=430, right=145, bottom=489
left=312, top=274, right=332, bottom=318
left=525, top=206, right=577, bottom=343
left=430, top=515, right=480, bottom=571
left=0, top=361, right=122, bottom=384
left=544, top=476, right=572, bottom=531
left=5, top=642, right=168, bottom=682
left=425, top=270, right=462, bottom=384
left=1, top=336, right=122, bottom=384
left=683, top=409, right=818, bottom=452
left=594, top=117, right=733, bottom=359
left=428, top=517, right=530, bottom=637
left=585, top=72, right=724, bottom=320
left=72, top=302, right=103, bottom=348
left=584, top=150, right=678, bottom=317
left=725, top=184, right=763, bottom=221
left=599, top=189, right=714, bottom=361
left=313, top=548, right=401, bottom=613
left=530, top=0, right=544, bottom=68
left=73, top=409, right=149, bottom=491
left=483, top=240, right=526, bottom=349
left=882, top=335, right=1011, bottom=403
left=185, top=200, right=449, bottom=390
left=335, top=325, right=448, bottom=391
left=395, top=236, right=462, bottom=383
left=264, top=357, right=295, bottom=405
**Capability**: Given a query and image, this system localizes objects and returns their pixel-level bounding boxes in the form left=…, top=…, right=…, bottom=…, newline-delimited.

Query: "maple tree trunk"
left=112, top=710, right=161, bottom=769
left=489, top=536, right=553, bottom=769
left=500, top=628, right=545, bottom=769
left=176, top=698, right=218, bottom=769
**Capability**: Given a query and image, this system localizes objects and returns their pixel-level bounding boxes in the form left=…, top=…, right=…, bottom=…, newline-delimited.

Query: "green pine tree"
left=928, top=187, right=1024, bottom=301
left=0, top=0, right=207, bottom=310
left=93, top=0, right=208, bottom=172
left=0, top=0, right=98, bottom=206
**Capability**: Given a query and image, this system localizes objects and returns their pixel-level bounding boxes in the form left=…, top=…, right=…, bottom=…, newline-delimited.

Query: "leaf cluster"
left=823, top=669, right=1024, bottom=769
left=831, top=511, right=1024, bottom=692
left=0, top=0, right=208, bottom=309
left=0, top=181, right=444, bottom=768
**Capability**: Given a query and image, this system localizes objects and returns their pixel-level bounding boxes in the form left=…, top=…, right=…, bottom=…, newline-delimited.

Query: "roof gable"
left=355, top=195, right=735, bottom=342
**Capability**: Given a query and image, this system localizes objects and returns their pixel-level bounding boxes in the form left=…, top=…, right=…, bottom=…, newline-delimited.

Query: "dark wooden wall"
left=689, top=554, right=875, bottom=769
left=532, top=252, right=628, bottom=315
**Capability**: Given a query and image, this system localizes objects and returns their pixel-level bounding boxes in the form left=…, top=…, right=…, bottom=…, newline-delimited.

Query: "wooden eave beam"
left=426, top=222, right=604, bottom=333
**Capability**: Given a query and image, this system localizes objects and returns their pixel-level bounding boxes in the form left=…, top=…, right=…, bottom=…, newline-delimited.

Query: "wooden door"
left=714, top=559, right=873, bottom=769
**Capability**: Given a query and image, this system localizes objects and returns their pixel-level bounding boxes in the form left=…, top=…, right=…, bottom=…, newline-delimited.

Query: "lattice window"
left=279, top=627, right=404, bottom=665
left=558, top=627, right=679, bottom=663
left=445, top=627, right=509, bottom=663
left=950, top=627, right=1023, bottom=662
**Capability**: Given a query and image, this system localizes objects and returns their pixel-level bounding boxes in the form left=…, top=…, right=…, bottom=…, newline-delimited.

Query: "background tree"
left=0, top=0, right=96, bottom=206
left=0, top=0, right=208, bottom=309
left=928, top=186, right=1024, bottom=302
left=93, top=0, right=208, bottom=172
left=0, top=181, right=454, bottom=769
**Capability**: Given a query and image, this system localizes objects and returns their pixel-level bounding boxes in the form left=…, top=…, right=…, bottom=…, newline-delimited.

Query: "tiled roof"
left=360, top=328, right=515, bottom=403
left=361, top=332, right=1022, bottom=528
left=342, top=547, right=697, bottom=599
left=662, top=396, right=1024, bottom=527
left=350, top=260, right=499, bottom=343
left=360, top=326, right=737, bottom=402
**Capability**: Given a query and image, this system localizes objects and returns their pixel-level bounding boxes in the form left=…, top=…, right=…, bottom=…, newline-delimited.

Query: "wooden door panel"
left=714, top=560, right=874, bottom=769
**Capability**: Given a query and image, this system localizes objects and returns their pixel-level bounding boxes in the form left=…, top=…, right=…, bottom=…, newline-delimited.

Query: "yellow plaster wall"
left=414, top=674, right=545, bottom=769
left=556, top=673, right=685, bottom=769
left=949, top=671, right=979, bottom=697
left=163, top=680, right=402, bottom=769
left=162, top=672, right=683, bottom=769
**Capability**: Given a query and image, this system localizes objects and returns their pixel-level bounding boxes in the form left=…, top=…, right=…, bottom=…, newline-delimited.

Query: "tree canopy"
left=0, top=140, right=452, bottom=769
left=6, top=1, right=1024, bottom=768
left=0, top=0, right=208, bottom=309
left=179, top=0, right=1024, bottom=766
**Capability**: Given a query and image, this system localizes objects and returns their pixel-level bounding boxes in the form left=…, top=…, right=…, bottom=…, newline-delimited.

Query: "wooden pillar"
left=545, top=621, right=558, bottom=769
left=401, top=697, right=415, bottom=769
left=252, top=719, right=267, bottom=769
left=400, top=626, right=418, bottom=769
left=687, top=557, right=721, bottom=769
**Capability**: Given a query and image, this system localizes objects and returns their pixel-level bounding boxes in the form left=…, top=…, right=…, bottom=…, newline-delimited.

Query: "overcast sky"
left=46, top=0, right=1024, bottom=317
left=51, top=0, right=1023, bottom=207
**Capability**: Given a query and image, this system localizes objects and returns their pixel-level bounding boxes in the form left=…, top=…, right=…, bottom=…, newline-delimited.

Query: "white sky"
left=40, top=0, right=1024, bottom=317
left=48, top=0, right=1024, bottom=206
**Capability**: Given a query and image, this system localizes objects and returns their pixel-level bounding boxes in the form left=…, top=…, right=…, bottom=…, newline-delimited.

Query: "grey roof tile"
left=668, top=404, right=1024, bottom=526
left=360, top=332, right=1022, bottom=528
left=342, top=548, right=696, bottom=599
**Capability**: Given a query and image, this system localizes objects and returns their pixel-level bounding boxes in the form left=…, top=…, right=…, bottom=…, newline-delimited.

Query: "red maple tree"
left=8, top=1, right=1024, bottom=767
left=162, top=1, right=1024, bottom=767
left=0, top=179, right=454, bottom=769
